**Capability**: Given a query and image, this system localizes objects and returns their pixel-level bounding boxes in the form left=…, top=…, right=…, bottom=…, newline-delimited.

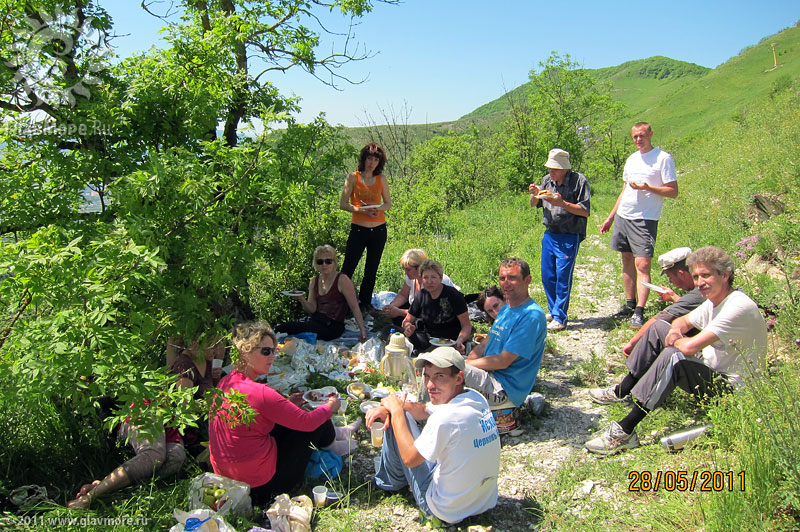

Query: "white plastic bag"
left=169, top=508, right=235, bottom=532
left=189, top=472, right=252, bottom=516
left=265, top=494, right=313, bottom=532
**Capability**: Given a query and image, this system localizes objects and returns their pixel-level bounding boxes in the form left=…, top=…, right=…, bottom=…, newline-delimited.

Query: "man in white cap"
left=528, top=148, right=591, bottom=331
left=589, top=246, right=704, bottom=404
left=366, top=347, right=500, bottom=525
left=599, top=122, right=678, bottom=329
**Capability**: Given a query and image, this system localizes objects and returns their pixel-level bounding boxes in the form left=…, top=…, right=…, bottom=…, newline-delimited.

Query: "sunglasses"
left=316, top=258, right=334, bottom=265
left=259, top=346, right=276, bottom=357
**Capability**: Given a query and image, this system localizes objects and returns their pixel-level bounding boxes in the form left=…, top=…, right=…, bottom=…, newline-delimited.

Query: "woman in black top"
left=401, top=260, right=471, bottom=354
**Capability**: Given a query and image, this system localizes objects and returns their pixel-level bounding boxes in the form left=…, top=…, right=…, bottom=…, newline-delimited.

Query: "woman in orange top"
left=339, top=143, right=391, bottom=309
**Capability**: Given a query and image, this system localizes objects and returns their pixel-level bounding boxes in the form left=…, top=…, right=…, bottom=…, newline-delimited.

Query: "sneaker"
left=613, top=305, right=635, bottom=319
left=546, top=313, right=553, bottom=322
left=547, top=320, right=566, bottom=332
left=588, top=385, right=623, bottom=405
left=585, top=421, right=640, bottom=455
left=629, top=313, right=644, bottom=329
left=524, top=392, right=545, bottom=415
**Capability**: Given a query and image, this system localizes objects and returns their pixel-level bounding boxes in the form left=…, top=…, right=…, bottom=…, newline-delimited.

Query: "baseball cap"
left=413, top=347, right=465, bottom=371
left=658, top=247, right=692, bottom=272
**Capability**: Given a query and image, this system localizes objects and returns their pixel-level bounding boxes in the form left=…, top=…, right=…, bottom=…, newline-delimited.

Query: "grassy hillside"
left=344, top=22, right=800, bottom=150
left=462, top=56, right=710, bottom=122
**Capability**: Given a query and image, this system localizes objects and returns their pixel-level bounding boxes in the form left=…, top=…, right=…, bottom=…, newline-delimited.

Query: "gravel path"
left=321, top=236, right=621, bottom=531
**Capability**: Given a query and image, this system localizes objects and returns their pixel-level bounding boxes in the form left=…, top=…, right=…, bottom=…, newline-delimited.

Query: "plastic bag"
left=189, top=472, right=252, bottom=516
left=352, top=336, right=384, bottom=364
left=169, top=508, right=235, bottom=532
left=371, top=291, right=397, bottom=309
left=265, top=494, right=313, bottom=532
left=304, top=448, right=343, bottom=480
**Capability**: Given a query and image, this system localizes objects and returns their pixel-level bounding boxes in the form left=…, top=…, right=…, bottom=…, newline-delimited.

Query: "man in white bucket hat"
left=528, top=148, right=591, bottom=332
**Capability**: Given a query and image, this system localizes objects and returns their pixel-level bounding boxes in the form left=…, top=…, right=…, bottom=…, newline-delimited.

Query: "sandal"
left=9, top=485, right=49, bottom=509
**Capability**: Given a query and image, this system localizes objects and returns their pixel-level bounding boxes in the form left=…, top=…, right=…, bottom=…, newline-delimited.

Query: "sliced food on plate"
left=281, top=289, right=305, bottom=297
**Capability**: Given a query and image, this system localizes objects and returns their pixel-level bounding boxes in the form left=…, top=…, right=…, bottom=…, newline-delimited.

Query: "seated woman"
left=277, top=245, right=367, bottom=342
left=67, top=337, right=223, bottom=509
left=210, top=321, right=360, bottom=506
left=401, top=260, right=472, bottom=354
left=379, top=249, right=457, bottom=325
left=476, top=285, right=505, bottom=324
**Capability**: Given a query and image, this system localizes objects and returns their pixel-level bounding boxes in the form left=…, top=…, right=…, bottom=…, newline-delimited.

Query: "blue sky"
left=104, top=1, right=798, bottom=127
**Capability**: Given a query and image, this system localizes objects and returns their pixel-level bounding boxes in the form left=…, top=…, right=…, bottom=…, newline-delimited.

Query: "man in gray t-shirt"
left=590, top=247, right=702, bottom=404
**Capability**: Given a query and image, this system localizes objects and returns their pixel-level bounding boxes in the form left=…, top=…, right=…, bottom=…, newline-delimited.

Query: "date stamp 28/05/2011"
left=628, top=470, right=745, bottom=492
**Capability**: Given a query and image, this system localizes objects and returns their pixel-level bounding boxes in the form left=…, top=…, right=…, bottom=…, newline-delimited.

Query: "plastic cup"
left=370, top=422, right=384, bottom=447
left=338, top=398, right=349, bottom=413
left=312, top=485, right=327, bottom=508
left=212, top=359, right=223, bottom=369
left=373, top=455, right=381, bottom=474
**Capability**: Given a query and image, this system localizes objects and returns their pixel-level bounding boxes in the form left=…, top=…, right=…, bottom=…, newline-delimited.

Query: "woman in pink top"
left=209, top=321, right=339, bottom=506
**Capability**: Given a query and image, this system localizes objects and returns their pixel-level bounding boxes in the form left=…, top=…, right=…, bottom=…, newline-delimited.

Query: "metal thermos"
left=660, top=423, right=713, bottom=451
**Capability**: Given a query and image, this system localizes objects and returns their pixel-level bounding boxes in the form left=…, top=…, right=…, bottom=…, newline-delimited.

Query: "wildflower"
left=795, top=339, right=800, bottom=347
left=767, top=319, right=776, bottom=329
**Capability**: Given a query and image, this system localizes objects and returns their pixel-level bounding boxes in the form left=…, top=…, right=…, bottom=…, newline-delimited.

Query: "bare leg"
left=621, top=252, right=636, bottom=301
left=634, top=256, right=652, bottom=309
left=67, top=467, right=131, bottom=509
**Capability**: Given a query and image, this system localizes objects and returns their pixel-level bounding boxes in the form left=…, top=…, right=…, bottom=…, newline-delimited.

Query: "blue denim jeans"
left=374, top=411, right=434, bottom=516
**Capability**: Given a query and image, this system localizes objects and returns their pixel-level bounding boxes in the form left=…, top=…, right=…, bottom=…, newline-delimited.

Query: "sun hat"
left=413, top=347, right=465, bottom=371
left=544, top=148, right=571, bottom=170
left=658, top=247, right=693, bottom=272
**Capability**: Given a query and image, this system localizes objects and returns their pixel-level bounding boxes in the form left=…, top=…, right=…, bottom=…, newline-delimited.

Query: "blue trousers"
left=541, top=231, right=581, bottom=325
left=374, top=412, right=434, bottom=516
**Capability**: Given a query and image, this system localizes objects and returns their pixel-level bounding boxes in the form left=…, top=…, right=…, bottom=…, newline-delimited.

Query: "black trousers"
left=275, top=312, right=345, bottom=341
left=249, top=420, right=336, bottom=507
left=341, top=223, right=387, bottom=307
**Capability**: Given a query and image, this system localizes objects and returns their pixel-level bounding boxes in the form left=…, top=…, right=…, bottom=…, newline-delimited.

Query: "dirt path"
left=330, top=235, right=622, bottom=531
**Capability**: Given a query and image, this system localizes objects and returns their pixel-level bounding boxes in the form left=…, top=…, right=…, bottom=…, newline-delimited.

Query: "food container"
left=346, top=381, right=373, bottom=401
left=302, top=386, right=339, bottom=408
left=359, top=400, right=380, bottom=414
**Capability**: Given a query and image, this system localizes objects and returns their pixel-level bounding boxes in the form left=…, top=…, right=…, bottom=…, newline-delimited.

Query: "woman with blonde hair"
left=339, top=143, right=391, bottom=309
left=277, top=244, right=368, bottom=342
left=210, top=321, right=354, bottom=506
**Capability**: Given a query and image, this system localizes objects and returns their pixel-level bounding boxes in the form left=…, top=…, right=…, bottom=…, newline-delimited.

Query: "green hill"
left=344, top=22, right=800, bottom=148
left=461, top=56, right=710, bottom=121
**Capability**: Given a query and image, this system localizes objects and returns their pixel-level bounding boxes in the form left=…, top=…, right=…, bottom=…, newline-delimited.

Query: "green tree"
left=501, top=52, right=627, bottom=187
left=0, top=0, right=388, bottom=487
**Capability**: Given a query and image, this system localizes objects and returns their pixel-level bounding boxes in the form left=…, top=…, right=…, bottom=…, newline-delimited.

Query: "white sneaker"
left=588, top=386, right=622, bottom=405
left=546, top=313, right=553, bottom=322
left=585, top=421, right=640, bottom=455
left=547, top=320, right=565, bottom=331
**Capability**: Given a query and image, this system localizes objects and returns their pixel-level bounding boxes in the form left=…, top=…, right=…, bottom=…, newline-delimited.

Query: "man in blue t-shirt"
left=463, top=257, right=547, bottom=407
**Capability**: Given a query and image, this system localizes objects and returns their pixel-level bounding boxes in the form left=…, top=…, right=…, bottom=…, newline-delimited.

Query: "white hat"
left=544, top=149, right=571, bottom=170
left=658, top=247, right=692, bottom=271
left=413, top=347, right=465, bottom=371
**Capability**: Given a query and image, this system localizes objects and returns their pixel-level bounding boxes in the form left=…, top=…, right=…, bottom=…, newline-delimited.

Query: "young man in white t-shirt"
left=585, top=246, right=767, bottom=455
left=366, top=347, right=501, bottom=524
left=600, top=122, right=678, bottom=329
